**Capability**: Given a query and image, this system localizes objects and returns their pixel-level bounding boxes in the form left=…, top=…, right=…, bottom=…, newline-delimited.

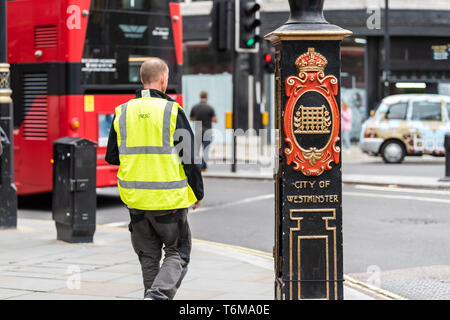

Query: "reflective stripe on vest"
left=118, top=101, right=177, bottom=155
left=117, top=178, right=187, bottom=190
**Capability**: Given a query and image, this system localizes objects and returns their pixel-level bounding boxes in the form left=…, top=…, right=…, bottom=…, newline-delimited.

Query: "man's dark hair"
left=200, top=91, right=208, bottom=100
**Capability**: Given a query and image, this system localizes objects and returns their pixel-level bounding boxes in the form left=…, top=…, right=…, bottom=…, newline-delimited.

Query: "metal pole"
left=231, top=0, right=238, bottom=173
left=0, top=0, right=6, bottom=62
left=383, top=0, right=390, bottom=97
left=0, top=0, right=18, bottom=229
left=266, top=0, right=351, bottom=300
left=232, top=49, right=238, bottom=172
left=439, top=134, right=450, bottom=182
left=0, top=0, right=7, bottom=63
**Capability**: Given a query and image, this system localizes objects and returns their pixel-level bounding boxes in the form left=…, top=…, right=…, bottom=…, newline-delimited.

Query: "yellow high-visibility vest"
left=114, top=97, right=197, bottom=210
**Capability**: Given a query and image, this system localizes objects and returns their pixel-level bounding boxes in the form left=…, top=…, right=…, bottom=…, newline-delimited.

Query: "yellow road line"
left=192, top=238, right=273, bottom=259
left=344, top=274, right=407, bottom=300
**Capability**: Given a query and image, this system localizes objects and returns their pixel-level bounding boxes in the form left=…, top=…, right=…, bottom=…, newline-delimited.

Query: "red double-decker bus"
left=7, top=0, right=184, bottom=195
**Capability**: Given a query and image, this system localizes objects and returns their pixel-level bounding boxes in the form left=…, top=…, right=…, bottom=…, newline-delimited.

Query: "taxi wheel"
left=381, top=140, right=405, bottom=164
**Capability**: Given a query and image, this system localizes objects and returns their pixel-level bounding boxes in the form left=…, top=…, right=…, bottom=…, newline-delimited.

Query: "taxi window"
left=386, top=103, right=407, bottom=120
left=411, top=101, right=442, bottom=121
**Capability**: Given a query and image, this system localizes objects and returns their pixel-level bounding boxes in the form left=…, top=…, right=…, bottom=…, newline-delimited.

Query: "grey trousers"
left=128, top=208, right=191, bottom=300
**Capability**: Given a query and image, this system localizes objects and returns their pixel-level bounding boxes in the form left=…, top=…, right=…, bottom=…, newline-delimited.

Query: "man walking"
left=105, top=58, right=203, bottom=300
left=189, top=91, right=217, bottom=172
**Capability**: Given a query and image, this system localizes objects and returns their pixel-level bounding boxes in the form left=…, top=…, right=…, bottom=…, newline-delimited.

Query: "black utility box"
left=52, top=137, right=97, bottom=243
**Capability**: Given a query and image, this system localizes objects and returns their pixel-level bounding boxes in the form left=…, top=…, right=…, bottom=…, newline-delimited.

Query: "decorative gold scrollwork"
left=0, top=72, right=9, bottom=89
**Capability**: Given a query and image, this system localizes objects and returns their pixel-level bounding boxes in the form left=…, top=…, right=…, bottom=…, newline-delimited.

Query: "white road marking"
left=101, top=185, right=448, bottom=220
left=344, top=191, right=450, bottom=204
left=192, top=194, right=274, bottom=213
left=102, top=221, right=128, bottom=228
left=101, top=194, right=275, bottom=222
left=353, top=184, right=450, bottom=196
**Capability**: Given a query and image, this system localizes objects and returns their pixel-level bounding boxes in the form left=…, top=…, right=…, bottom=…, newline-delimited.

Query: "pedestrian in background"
left=341, top=101, right=352, bottom=151
left=189, top=91, right=218, bottom=172
left=105, top=58, right=204, bottom=300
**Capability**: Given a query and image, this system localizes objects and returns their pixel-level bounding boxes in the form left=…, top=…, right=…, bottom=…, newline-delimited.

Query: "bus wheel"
left=381, top=140, right=405, bottom=164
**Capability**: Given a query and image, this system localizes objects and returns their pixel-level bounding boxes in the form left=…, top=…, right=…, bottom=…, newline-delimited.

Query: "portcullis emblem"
left=284, top=48, right=341, bottom=176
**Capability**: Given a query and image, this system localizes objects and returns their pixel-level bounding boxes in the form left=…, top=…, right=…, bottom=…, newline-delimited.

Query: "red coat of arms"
left=284, top=48, right=340, bottom=176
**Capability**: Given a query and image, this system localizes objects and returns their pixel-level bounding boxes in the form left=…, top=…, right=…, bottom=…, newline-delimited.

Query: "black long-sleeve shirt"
left=105, top=89, right=204, bottom=201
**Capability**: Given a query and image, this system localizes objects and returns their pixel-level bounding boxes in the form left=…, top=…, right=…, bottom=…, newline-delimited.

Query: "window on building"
left=184, top=44, right=232, bottom=74
left=411, top=101, right=442, bottom=121
left=341, top=38, right=365, bottom=89
left=386, top=103, right=408, bottom=120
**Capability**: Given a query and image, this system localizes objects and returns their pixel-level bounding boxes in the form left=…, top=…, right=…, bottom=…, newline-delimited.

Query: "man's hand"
left=192, top=200, right=202, bottom=210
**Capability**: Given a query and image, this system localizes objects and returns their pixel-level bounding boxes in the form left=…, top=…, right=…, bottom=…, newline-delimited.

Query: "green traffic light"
left=246, top=38, right=255, bottom=47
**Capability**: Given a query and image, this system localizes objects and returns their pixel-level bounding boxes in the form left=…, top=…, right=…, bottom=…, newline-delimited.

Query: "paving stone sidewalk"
left=0, top=219, right=374, bottom=300
left=349, top=265, right=450, bottom=300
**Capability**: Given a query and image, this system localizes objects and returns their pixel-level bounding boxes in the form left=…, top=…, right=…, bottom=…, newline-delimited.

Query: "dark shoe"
left=144, top=288, right=169, bottom=300
left=144, top=289, right=154, bottom=300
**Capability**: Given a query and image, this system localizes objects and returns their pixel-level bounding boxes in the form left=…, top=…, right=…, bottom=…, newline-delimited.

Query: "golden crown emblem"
left=295, top=48, right=328, bottom=73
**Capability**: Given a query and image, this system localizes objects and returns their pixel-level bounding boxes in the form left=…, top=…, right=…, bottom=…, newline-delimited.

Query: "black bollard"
left=440, top=134, right=450, bottom=182
left=52, top=137, right=97, bottom=243
left=0, top=63, right=18, bottom=229
left=266, top=0, right=351, bottom=300
left=0, top=0, right=17, bottom=229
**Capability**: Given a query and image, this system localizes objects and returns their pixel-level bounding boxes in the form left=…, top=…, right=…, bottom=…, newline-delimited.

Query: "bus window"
left=82, top=1, right=176, bottom=86
left=92, top=0, right=169, bottom=12
left=99, top=114, right=114, bottom=147
left=411, top=101, right=442, bottom=121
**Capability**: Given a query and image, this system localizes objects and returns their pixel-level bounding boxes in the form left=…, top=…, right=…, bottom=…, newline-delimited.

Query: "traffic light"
left=210, top=0, right=232, bottom=52
left=263, top=51, right=274, bottom=73
left=236, top=0, right=261, bottom=52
